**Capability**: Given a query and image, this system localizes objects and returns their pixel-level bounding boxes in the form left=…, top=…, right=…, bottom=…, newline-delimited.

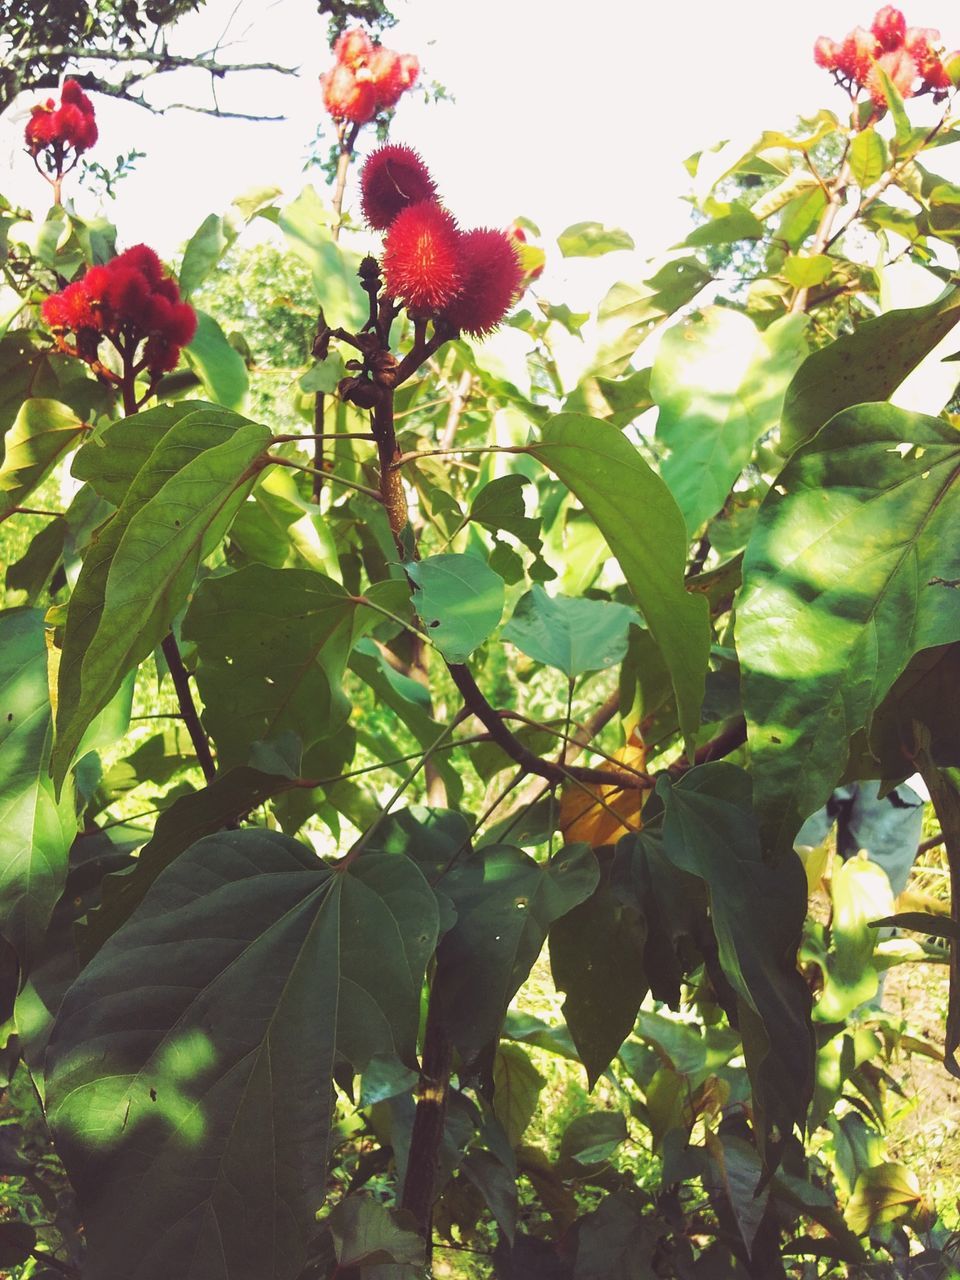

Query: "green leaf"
left=72, top=401, right=212, bottom=505
left=52, top=406, right=272, bottom=789
left=279, top=186, right=367, bottom=329
left=326, top=1196, right=425, bottom=1268
left=782, top=254, right=834, bottom=287
left=574, top=1192, right=658, bottom=1279
left=47, top=829, right=439, bottom=1280
left=845, top=1163, right=925, bottom=1236
left=493, top=1044, right=544, bottom=1146
left=178, top=212, right=238, bottom=299
left=870, top=912, right=960, bottom=941
left=535, top=415, right=711, bottom=756
left=461, top=1149, right=518, bottom=1245
left=184, top=310, right=248, bottom=410
left=407, top=553, right=505, bottom=664
left=503, top=585, right=638, bottom=678
left=680, top=204, right=765, bottom=249
left=469, top=474, right=541, bottom=552
left=656, top=763, right=813, bottom=1167
left=182, top=565, right=406, bottom=770
left=779, top=287, right=960, bottom=454
left=432, top=843, right=598, bottom=1060
left=651, top=309, right=807, bottom=535
left=0, top=609, right=77, bottom=976
left=558, top=222, right=635, bottom=258
left=550, top=880, right=648, bottom=1088
left=559, top=1111, right=627, bottom=1168
left=737, top=404, right=960, bottom=855
left=0, top=399, right=88, bottom=521
left=877, top=68, right=913, bottom=152
left=850, top=127, right=888, bottom=188
left=78, top=764, right=308, bottom=958
left=815, top=858, right=894, bottom=1022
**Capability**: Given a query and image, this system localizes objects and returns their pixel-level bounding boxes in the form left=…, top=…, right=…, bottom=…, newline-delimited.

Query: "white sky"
left=3, top=0, right=960, bottom=317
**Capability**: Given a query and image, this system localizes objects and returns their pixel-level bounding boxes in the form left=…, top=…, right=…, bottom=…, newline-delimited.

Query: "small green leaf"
left=815, top=858, right=894, bottom=1022
left=0, top=399, right=88, bottom=521
left=178, top=212, right=238, bottom=299
left=493, top=1044, right=544, bottom=1146
left=558, top=222, right=635, bottom=258
left=503, top=585, right=638, bottom=678
left=559, top=1111, right=627, bottom=1167
left=783, top=254, right=834, bottom=287
left=850, top=127, right=888, bottom=188
left=407, top=553, right=505, bottom=663
left=279, top=186, right=367, bottom=329
left=326, top=1196, right=425, bottom=1268
left=680, top=204, right=765, bottom=248
left=184, top=310, right=248, bottom=410
left=535, top=415, right=710, bottom=757
left=846, top=1163, right=925, bottom=1235
left=870, top=912, right=960, bottom=940
left=469, top=474, right=541, bottom=552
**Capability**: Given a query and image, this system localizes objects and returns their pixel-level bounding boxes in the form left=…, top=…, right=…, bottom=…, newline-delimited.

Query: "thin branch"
left=267, top=454, right=383, bottom=502
left=447, top=662, right=645, bottom=792
left=160, top=634, right=217, bottom=785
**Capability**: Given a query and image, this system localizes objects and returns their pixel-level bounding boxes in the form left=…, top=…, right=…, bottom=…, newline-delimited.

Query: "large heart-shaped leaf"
left=52, top=405, right=272, bottom=789
left=737, top=403, right=960, bottom=855
left=182, top=564, right=409, bottom=769
left=46, top=829, right=439, bottom=1280
left=534, top=415, right=710, bottom=756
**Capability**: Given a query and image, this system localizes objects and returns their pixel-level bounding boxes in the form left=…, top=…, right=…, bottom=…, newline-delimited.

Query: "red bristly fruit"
left=381, top=201, right=463, bottom=313
left=41, top=245, right=197, bottom=380
left=360, top=145, right=438, bottom=230
left=441, top=229, right=524, bottom=337
left=321, top=27, right=420, bottom=125
left=25, top=78, right=98, bottom=160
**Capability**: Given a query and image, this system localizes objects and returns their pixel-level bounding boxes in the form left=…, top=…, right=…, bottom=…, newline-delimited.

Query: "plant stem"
left=267, top=454, right=383, bottom=502
left=313, top=122, right=360, bottom=502
left=160, top=634, right=217, bottom=785
left=400, top=989, right=452, bottom=1246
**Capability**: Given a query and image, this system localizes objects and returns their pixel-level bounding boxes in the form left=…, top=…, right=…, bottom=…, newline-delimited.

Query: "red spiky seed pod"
left=872, top=5, right=907, bottom=51
left=361, top=145, right=437, bottom=230
left=334, top=27, right=374, bottom=69
left=814, top=36, right=841, bottom=70
left=867, top=45, right=918, bottom=104
left=441, top=228, right=523, bottom=337
left=321, top=63, right=378, bottom=124
left=24, top=79, right=97, bottom=158
left=837, top=26, right=877, bottom=82
left=382, top=201, right=463, bottom=313
left=396, top=54, right=419, bottom=91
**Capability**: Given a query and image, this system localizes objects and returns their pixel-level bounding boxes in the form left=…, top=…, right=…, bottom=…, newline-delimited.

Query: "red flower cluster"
left=41, top=245, right=197, bottom=380
left=321, top=27, right=419, bottom=125
left=814, top=7, right=957, bottom=106
left=25, top=79, right=98, bottom=160
left=362, top=146, right=524, bottom=337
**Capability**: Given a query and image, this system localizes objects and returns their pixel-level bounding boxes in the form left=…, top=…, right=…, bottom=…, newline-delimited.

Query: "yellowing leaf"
left=559, top=732, right=650, bottom=846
